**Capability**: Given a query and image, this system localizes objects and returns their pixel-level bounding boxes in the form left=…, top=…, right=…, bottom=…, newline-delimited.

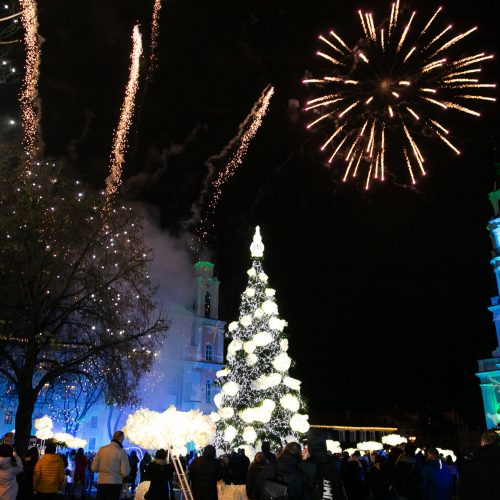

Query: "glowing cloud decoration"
left=326, top=440, right=343, bottom=454
left=304, top=2, right=495, bottom=188
left=124, top=406, right=215, bottom=455
left=19, top=0, right=42, bottom=163
left=53, top=433, right=88, bottom=450
left=34, top=415, right=53, bottom=440
left=105, top=24, right=143, bottom=205
left=382, top=434, right=408, bottom=446
left=357, top=441, right=384, bottom=452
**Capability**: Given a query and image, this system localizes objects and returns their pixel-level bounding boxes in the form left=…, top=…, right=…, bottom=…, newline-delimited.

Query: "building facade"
left=477, top=189, right=500, bottom=429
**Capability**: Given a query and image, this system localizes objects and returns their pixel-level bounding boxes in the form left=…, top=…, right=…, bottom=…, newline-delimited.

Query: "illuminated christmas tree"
left=213, top=226, right=309, bottom=451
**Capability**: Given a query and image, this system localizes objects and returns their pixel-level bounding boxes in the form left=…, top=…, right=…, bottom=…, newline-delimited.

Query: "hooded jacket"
left=458, top=443, right=500, bottom=500
left=33, top=453, right=65, bottom=494
left=303, top=431, right=345, bottom=500
left=0, top=444, right=23, bottom=500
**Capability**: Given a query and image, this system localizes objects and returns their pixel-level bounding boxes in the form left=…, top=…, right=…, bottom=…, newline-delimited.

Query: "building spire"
left=250, top=226, right=265, bottom=258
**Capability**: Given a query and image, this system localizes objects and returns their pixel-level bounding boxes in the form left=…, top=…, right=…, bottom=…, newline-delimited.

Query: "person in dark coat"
left=140, top=452, right=152, bottom=483
left=261, top=442, right=276, bottom=464
left=246, top=452, right=266, bottom=500
left=145, top=449, right=174, bottom=500
left=129, top=450, right=139, bottom=494
left=367, top=453, right=392, bottom=500
left=458, top=429, right=500, bottom=500
left=421, top=448, right=452, bottom=500
left=16, top=445, right=38, bottom=500
left=392, top=444, right=422, bottom=500
left=302, top=430, right=345, bottom=500
left=256, top=441, right=306, bottom=500
left=189, top=444, right=223, bottom=500
left=341, top=451, right=368, bottom=500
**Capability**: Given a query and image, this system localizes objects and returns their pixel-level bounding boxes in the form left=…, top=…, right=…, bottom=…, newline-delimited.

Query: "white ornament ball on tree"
left=283, top=376, right=301, bottom=390
left=262, top=300, right=278, bottom=315
left=254, top=308, right=264, bottom=318
left=253, top=331, right=273, bottom=346
left=224, top=425, right=238, bottom=443
left=280, top=394, right=300, bottom=412
left=244, top=341, right=257, bottom=353
left=290, top=413, right=310, bottom=433
left=246, top=353, right=258, bottom=366
left=272, top=352, right=292, bottom=372
left=240, top=315, right=252, bottom=327
left=243, top=426, right=258, bottom=444
left=210, top=412, right=221, bottom=422
left=222, top=381, right=239, bottom=396
left=213, top=393, right=223, bottom=408
left=219, top=407, right=235, bottom=419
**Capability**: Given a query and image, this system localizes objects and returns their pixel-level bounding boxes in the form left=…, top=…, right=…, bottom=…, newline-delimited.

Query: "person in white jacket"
left=91, top=430, right=131, bottom=500
left=0, top=432, right=23, bottom=500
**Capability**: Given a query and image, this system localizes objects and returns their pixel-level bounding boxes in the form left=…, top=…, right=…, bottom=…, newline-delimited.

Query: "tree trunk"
left=14, top=388, right=37, bottom=457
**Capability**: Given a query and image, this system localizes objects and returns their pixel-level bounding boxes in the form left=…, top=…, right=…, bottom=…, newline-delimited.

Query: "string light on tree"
left=214, top=226, right=309, bottom=451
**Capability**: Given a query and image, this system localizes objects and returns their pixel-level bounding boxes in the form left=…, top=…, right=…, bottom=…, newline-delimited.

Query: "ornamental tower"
left=477, top=185, right=500, bottom=429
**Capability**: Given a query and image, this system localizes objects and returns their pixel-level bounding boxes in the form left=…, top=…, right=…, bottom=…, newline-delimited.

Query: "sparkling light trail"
left=19, top=0, right=41, bottom=165
left=105, top=25, right=143, bottom=205
left=194, top=85, right=274, bottom=245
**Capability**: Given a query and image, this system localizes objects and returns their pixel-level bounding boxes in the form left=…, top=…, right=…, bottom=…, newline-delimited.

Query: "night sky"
left=4, top=0, right=500, bottom=427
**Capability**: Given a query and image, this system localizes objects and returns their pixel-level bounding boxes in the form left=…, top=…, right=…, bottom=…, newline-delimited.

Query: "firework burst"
left=105, top=24, right=143, bottom=205
left=19, top=0, right=42, bottom=165
left=303, top=2, right=495, bottom=188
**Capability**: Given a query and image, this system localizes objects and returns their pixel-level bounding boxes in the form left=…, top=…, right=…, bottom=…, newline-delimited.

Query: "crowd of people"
left=0, top=428, right=499, bottom=499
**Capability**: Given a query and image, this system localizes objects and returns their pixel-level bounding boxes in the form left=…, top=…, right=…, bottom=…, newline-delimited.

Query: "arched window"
left=204, top=291, right=211, bottom=317
left=205, top=343, right=213, bottom=361
left=205, top=380, right=212, bottom=403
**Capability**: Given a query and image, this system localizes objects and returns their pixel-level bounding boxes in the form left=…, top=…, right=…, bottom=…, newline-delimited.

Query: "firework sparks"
left=303, top=3, right=495, bottom=188
left=150, top=0, right=162, bottom=69
left=193, top=85, right=274, bottom=246
left=209, top=86, right=274, bottom=208
left=105, top=25, right=143, bottom=204
left=19, top=0, right=42, bottom=165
